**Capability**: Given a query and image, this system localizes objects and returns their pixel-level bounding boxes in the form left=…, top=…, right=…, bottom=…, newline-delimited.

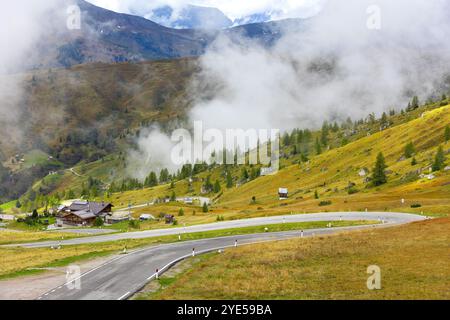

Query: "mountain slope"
left=29, top=0, right=306, bottom=69
left=0, top=58, right=197, bottom=202
left=149, top=5, right=233, bottom=29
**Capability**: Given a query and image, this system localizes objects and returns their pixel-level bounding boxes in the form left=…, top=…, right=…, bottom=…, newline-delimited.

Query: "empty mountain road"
left=8, top=212, right=426, bottom=249
left=28, top=212, right=426, bottom=300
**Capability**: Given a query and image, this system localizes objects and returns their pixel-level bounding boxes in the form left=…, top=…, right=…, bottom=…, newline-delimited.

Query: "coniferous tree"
left=411, top=96, right=420, bottom=109
left=67, top=189, right=75, bottom=199
left=321, top=121, right=329, bottom=146
left=380, top=112, right=389, bottom=128
left=213, top=180, right=221, bottom=193
left=445, top=125, right=450, bottom=142
left=226, top=171, right=233, bottom=188
left=241, top=168, right=249, bottom=181
left=411, top=157, right=418, bottom=166
left=159, top=169, right=169, bottom=183
left=202, top=202, right=209, bottom=213
left=315, top=137, right=322, bottom=155
left=404, top=142, right=415, bottom=159
left=372, top=152, right=388, bottom=186
left=432, top=146, right=446, bottom=172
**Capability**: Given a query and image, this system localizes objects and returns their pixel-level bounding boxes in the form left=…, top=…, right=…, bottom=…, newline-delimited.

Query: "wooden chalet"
left=57, top=201, right=113, bottom=226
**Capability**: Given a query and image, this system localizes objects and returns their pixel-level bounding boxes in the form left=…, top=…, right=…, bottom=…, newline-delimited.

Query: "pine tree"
left=241, top=168, right=249, bottom=181
left=213, top=180, right=221, bottom=193
left=411, top=157, right=418, bottom=166
left=315, top=137, right=322, bottom=155
left=380, top=112, right=389, bottom=129
left=226, top=171, right=233, bottom=188
left=372, top=152, right=388, bottom=186
left=445, top=125, right=450, bottom=142
left=314, top=190, right=319, bottom=199
left=411, top=96, right=420, bottom=109
left=202, top=202, right=209, bottom=213
left=404, top=142, right=415, bottom=159
left=432, top=146, right=446, bottom=172
left=321, top=121, right=329, bottom=146
left=170, top=191, right=177, bottom=202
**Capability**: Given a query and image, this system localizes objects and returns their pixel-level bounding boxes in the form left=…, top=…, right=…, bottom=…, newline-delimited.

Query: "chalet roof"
left=67, top=201, right=113, bottom=215
left=70, top=210, right=96, bottom=220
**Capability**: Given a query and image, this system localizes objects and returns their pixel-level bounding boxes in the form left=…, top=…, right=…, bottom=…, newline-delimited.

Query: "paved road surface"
left=29, top=212, right=426, bottom=300
left=10, top=212, right=426, bottom=249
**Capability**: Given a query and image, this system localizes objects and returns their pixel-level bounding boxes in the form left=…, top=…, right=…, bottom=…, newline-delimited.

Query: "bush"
left=178, top=208, right=185, bottom=217
left=319, top=200, right=332, bottom=207
left=347, top=187, right=359, bottom=195
left=129, top=220, right=140, bottom=229
left=94, top=217, right=104, bottom=227
left=172, top=219, right=178, bottom=226
left=411, top=203, right=422, bottom=208
left=216, top=215, right=225, bottom=222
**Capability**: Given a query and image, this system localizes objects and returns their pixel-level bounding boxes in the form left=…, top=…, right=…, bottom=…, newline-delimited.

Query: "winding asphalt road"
left=27, top=212, right=426, bottom=300
left=9, top=212, right=425, bottom=249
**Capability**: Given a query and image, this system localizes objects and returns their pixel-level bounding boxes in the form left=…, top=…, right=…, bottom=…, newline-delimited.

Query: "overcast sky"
left=86, top=0, right=324, bottom=20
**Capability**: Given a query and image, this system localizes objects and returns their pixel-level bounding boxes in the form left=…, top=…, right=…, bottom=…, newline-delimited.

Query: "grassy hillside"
left=215, top=105, right=450, bottom=216
left=149, top=217, right=450, bottom=300
left=98, top=104, right=450, bottom=221
left=0, top=58, right=196, bottom=202
left=19, top=104, right=448, bottom=221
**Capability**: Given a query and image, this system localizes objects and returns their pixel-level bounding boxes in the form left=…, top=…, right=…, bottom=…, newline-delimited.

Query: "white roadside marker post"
left=192, top=248, right=196, bottom=257
left=235, top=240, right=238, bottom=248
left=178, top=234, right=181, bottom=241
left=155, top=269, right=159, bottom=280
left=301, top=230, right=304, bottom=238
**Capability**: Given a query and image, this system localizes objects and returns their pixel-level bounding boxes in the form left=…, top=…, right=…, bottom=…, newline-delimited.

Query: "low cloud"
left=87, top=0, right=322, bottom=23
left=130, top=0, right=450, bottom=179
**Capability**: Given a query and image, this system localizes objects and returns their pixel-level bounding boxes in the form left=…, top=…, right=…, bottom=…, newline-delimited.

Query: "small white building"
left=278, top=188, right=289, bottom=200
left=139, top=214, right=155, bottom=221
left=261, top=167, right=275, bottom=176
left=358, top=168, right=369, bottom=177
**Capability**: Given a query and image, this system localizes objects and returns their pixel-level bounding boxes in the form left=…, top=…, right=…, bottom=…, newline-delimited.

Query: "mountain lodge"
left=57, top=201, right=113, bottom=227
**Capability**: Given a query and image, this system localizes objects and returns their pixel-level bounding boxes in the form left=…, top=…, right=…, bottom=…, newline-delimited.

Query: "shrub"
left=319, top=200, right=332, bottom=207
left=348, top=187, right=359, bottom=195
left=94, top=217, right=104, bottom=227
left=411, top=204, right=422, bottom=208
left=129, top=220, right=141, bottom=229
left=178, top=208, right=185, bottom=217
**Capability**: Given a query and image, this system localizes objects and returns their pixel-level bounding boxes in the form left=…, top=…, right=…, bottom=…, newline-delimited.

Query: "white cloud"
left=86, top=0, right=323, bottom=21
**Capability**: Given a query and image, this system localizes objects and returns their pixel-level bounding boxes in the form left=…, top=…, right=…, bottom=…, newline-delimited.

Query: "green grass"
left=0, top=200, right=16, bottom=212
left=150, top=218, right=450, bottom=300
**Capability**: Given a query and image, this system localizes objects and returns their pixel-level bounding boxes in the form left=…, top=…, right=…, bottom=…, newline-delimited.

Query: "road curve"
left=37, top=221, right=421, bottom=300
left=10, top=212, right=426, bottom=249
left=29, top=212, right=426, bottom=300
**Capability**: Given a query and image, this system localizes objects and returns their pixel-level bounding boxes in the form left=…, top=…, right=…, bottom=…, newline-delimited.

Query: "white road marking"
left=118, top=292, right=130, bottom=300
